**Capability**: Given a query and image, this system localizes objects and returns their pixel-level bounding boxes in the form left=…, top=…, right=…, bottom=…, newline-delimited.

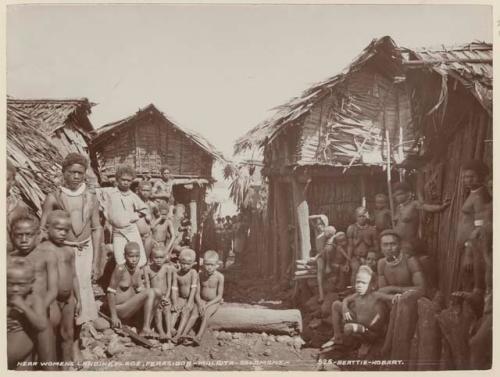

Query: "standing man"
left=152, top=165, right=175, bottom=213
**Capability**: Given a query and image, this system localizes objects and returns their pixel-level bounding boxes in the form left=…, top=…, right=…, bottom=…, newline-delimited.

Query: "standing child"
left=137, top=181, right=158, bottom=260
left=329, top=232, right=351, bottom=292
left=347, top=207, right=378, bottom=286
left=144, top=245, right=176, bottom=341
left=9, top=215, right=58, bottom=367
left=7, top=257, right=50, bottom=370
left=102, top=165, right=150, bottom=267
left=372, top=194, right=393, bottom=234
left=152, top=203, right=175, bottom=249
left=41, top=210, right=82, bottom=362
left=171, top=248, right=198, bottom=343
left=180, top=250, right=224, bottom=346
left=315, top=226, right=336, bottom=303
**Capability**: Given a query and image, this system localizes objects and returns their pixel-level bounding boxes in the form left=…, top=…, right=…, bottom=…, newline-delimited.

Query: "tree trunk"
left=209, top=303, right=303, bottom=335
left=416, top=297, right=442, bottom=370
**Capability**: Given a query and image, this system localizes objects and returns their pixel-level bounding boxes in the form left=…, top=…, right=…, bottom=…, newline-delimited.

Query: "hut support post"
left=276, top=181, right=289, bottom=279
left=292, top=177, right=311, bottom=261
left=189, top=186, right=198, bottom=235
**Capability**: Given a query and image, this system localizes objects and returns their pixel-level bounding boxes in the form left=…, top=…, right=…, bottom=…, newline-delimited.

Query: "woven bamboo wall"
left=411, top=67, right=493, bottom=301
left=307, top=172, right=387, bottom=231
left=96, top=116, right=213, bottom=178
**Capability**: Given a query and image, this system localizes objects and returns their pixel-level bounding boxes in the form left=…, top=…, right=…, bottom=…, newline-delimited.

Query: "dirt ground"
left=79, top=263, right=331, bottom=371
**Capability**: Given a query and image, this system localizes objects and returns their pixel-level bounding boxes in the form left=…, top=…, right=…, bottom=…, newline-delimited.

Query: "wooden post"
left=189, top=186, right=198, bottom=235
left=360, top=175, right=366, bottom=208
left=275, top=180, right=288, bottom=279
left=292, top=176, right=311, bottom=261
left=386, top=129, right=395, bottom=228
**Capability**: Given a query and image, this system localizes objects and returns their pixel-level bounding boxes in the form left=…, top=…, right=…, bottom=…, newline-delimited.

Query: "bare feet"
left=192, top=336, right=201, bottom=347
left=139, top=328, right=155, bottom=339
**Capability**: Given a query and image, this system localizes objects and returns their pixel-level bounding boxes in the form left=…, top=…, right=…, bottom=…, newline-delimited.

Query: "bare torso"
left=348, top=294, right=380, bottom=327
left=40, top=241, right=73, bottom=300
left=199, top=271, right=222, bottom=301
left=11, top=248, right=51, bottom=299
left=176, top=269, right=197, bottom=299
left=114, top=266, right=145, bottom=305
left=146, top=264, right=170, bottom=295
left=394, top=200, right=420, bottom=245
left=379, top=255, right=414, bottom=287
left=347, top=224, right=377, bottom=258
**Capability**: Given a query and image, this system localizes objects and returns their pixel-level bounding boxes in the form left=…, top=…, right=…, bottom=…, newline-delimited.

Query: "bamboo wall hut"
left=7, top=106, right=63, bottom=216
left=7, top=98, right=98, bottom=179
left=92, top=104, right=225, bottom=233
left=402, top=42, right=492, bottom=300
left=235, top=36, right=416, bottom=279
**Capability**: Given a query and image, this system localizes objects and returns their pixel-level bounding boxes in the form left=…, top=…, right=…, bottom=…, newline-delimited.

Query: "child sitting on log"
left=372, top=193, right=393, bottom=234
left=322, top=265, right=387, bottom=351
left=144, top=244, right=176, bottom=341
left=347, top=207, right=378, bottom=286
left=179, top=250, right=225, bottom=346
left=171, top=248, right=198, bottom=343
left=41, top=210, right=81, bottom=362
left=7, top=257, right=50, bottom=370
left=106, top=241, right=158, bottom=338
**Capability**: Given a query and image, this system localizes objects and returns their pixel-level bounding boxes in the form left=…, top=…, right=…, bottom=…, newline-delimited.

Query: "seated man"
left=376, top=229, right=426, bottom=303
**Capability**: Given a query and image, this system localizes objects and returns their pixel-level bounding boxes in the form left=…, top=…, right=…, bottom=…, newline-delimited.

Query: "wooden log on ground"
left=209, top=303, right=303, bottom=335
left=416, top=297, right=442, bottom=370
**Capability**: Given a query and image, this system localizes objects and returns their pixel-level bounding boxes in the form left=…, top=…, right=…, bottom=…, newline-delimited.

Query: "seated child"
left=144, top=244, right=176, bottom=341
left=347, top=207, right=378, bottom=286
left=9, top=214, right=58, bottom=367
left=178, top=250, right=224, bottom=346
left=41, top=210, right=81, bottom=362
left=322, top=266, right=387, bottom=350
left=152, top=203, right=174, bottom=249
left=373, top=193, right=392, bottom=233
left=7, top=257, right=49, bottom=370
left=171, top=248, right=198, bottom=343
left=106, top=242, right=158, bottom=337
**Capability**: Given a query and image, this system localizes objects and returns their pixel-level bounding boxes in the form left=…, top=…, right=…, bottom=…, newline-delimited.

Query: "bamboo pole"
left=386, top=129, right=395, bottom=228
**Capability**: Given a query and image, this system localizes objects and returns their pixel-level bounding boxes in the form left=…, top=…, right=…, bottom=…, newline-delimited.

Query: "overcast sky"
left=7, top=4, right=492, bottom=159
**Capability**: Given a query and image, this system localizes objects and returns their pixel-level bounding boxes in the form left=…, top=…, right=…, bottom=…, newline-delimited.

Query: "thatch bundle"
left=7, top=106, right=63, bottom=215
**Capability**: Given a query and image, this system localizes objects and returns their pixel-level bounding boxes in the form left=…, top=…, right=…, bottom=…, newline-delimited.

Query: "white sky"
left=7, top=4, right=492, bottom=159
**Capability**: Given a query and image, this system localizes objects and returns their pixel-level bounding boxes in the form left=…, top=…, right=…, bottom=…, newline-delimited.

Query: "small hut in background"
left=235, top=36, right=415, bottom=279
left=7, top=98, right=99, bottom=180
left=7, top=106, right=63, bottom=215
left=402, top=41, right=492, bottom=300
left=92, top=104, right=225, bottom=234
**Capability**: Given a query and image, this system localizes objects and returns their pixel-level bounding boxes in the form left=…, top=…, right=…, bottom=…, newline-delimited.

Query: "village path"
left=79, top=262, right=323, bottom=371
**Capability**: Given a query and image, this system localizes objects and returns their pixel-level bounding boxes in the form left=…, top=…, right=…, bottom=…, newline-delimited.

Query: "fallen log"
left=209, top=303, right=303, bottom=335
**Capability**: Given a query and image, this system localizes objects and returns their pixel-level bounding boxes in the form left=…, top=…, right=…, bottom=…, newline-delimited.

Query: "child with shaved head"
left=41, top=210, right=81, bottom=362
left=171, top=248, right=198, bottom=343
left=179, top=250, right=224, bottom=346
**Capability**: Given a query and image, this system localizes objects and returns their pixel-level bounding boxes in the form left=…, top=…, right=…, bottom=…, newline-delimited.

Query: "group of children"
left=7, top=161, right=225, bottom=370
left=106, top=243, right=224, bottom=347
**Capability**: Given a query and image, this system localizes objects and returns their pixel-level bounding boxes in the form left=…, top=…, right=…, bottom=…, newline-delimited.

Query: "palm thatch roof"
left=234, top=37, right=492, bottom=169
left=7, top=106, right=63, bottom=216
left=234, top=36, right=403, bottom=156
left=93, top=104, right=226, bottom=163
left=7, top=98, right=95, bottom=136
left=404, top=41, right=492, bottom=115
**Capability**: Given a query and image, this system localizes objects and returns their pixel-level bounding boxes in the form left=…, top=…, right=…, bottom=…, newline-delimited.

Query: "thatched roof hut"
left=234, top=36, right=492, bottom=288
left=92, top=103, right=224, bottom=180
left=92, top=103, right=225, bottom=235
left=402, top=41, right=492, bottom=300
left=7, top=106, right=63, bottom=215
left=7, top=98, right=96, bottom=157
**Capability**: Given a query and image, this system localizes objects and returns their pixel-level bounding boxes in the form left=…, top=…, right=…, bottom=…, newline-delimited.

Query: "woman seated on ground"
left=105, top=241, right=158, bottom=337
